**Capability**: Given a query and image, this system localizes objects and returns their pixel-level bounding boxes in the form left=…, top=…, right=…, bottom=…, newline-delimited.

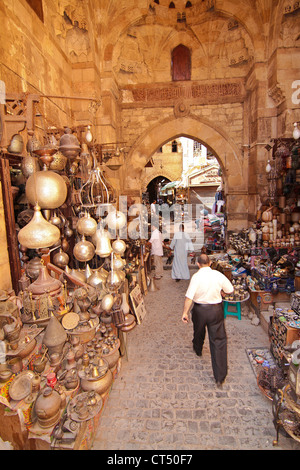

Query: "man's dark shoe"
left=193, top=347, right=202, bottom=357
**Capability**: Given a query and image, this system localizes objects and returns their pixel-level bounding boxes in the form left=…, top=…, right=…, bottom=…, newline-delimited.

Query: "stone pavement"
left=92, top=267, right=300, bottom=451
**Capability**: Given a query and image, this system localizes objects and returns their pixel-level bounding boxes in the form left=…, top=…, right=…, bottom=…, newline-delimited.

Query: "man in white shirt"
left=181, top=253, right=234, bottom=387
left=149, top=224, right=164, bottom=279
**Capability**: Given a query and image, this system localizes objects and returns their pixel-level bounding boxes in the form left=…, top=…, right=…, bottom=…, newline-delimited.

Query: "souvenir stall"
left=222, top=136, right=300, bottom=445
left=0, top=98, right=150, bottom=449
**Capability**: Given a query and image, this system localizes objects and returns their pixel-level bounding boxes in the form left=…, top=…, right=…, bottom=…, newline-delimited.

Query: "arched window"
left=171, top=44, right=191, bottom=81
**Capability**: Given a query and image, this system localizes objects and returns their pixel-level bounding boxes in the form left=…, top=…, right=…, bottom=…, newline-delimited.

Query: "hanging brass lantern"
left=73, top=236, right=95, bottom=262
left=101, top=294, right=114, bottom=312
left=112, top=237, right=126, bottom=255
left=95, top=229, right=112, bottom=258
left=106, top=210, right=127, bottom=230
left=53, top=248, right=69, bottom=269
left=58, top=127, right=81, bottom=159
left=21, top=153, right=39, bottom=178
left=18, top=204, right=61, bottom=249
left=76, top=212, right=97, bottom=237
left=25, top=170, right=67, bottom=209
left=49, top=151, right=67, bottom=171
left=112, top=254, right=126, bottom=270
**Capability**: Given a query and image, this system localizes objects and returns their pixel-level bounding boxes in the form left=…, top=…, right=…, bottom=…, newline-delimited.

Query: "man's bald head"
left=197, top=254, right=210, bottom=266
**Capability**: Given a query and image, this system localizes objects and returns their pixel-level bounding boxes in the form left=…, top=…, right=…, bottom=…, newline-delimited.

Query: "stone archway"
left=142, top=170, right=176, bottom=193
left=124, top=115, right=249, bottom=231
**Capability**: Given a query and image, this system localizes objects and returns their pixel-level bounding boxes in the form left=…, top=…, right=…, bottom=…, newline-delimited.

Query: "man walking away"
left=181, top=254, right=234, bottom=387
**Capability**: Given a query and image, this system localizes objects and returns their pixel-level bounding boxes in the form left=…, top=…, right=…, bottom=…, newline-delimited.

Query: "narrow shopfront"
left=0, top=0, right=300, bottom=451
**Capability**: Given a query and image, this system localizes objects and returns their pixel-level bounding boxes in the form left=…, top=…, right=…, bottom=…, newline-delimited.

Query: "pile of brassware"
left=0, top=128, right=142, bottom=446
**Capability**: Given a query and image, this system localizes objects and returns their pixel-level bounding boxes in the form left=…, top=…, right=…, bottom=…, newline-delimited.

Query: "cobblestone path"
left=93, top=268, right=300, bottom=451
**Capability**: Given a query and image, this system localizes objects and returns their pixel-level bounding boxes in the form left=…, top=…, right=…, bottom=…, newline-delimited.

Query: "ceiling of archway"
left=52, top=0, right=299, bottom=85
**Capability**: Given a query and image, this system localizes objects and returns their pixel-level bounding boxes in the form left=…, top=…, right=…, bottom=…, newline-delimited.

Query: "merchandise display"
left=0, top=133, right=152, bottom=450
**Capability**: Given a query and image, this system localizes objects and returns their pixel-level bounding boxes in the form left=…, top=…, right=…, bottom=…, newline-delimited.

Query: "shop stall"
left=0, top=103, right=152, bottom=449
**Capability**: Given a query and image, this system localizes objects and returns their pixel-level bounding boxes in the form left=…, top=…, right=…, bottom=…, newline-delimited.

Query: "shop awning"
left=160, top=181, right=181, bottom=191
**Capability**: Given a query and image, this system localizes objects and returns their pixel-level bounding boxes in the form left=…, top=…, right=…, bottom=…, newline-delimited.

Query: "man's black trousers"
left=191, top=302, right=227, bottom=383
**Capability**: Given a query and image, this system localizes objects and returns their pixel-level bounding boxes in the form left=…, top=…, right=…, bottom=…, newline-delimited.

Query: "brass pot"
left=25, top=170, right=67, bottom=209
left=18, top=204, right=61, bottom=249
left=34, top=387, right=61, bottom=428
left=73, top=236, right=95, bottom=262
left=80, top=361, right=113, bottom=397
left=102, top=345, right=120, bottom=371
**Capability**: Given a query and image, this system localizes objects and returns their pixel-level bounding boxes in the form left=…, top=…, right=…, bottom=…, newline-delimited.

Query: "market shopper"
left=148, top=224, right=165, bottom=279
left=181, top=253, right=234, bottom=387
left=170, top=224, right=194, bottom=281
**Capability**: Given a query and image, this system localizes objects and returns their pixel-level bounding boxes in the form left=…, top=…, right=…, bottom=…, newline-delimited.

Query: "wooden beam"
left=0, top=153, right=21, bottom=293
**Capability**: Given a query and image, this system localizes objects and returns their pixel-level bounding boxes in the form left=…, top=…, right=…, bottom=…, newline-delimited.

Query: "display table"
left=0, top=359, right=121, bottom=450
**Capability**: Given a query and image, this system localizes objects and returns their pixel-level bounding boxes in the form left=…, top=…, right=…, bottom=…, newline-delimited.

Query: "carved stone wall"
left=0, top=0, right=300, bottom=289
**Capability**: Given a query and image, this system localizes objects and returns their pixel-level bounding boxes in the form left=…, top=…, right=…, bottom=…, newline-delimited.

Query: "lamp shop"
left=0, top=0, right=300, bottom=451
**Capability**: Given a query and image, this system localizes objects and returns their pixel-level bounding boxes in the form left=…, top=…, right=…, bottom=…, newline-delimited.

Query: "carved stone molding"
left=121, top=79, right=245, bottom=108
left=268, top=83, right=285, bottom=106
left=174, top=100, right=190, bottom=117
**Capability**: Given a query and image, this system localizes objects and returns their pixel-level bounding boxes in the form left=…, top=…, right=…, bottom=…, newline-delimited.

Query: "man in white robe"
left=170, top=224, right=194, bottom=281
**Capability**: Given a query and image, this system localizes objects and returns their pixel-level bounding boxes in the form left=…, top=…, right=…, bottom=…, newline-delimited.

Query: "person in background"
left=170, top=224, right=194, bottom=282
left=148, top=224, right=166, bottom=280
left=150, top=200, right=157, bottom=218
left=181, top=254, right=234, bottom=387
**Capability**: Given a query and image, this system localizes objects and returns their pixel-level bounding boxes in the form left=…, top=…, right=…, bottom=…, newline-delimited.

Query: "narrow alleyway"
left=92, top=267, right=300, bottom=451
